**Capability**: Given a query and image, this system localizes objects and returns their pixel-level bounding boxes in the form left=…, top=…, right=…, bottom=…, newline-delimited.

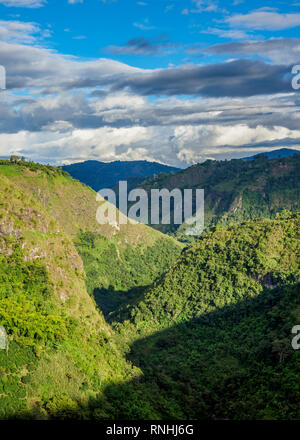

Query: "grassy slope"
left=0, top=167, right=145, bottom=419
left=0, top=161, right=183, bottom=310
left=0, top=162, right=171, bottom=242
left=137, top=155, right=300, bottom=236
left=0, top=161, right=177, bottom=419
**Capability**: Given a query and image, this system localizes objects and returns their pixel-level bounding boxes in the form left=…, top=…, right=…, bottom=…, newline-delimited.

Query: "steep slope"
left=1, top=158, right=300, bottom=420
left=0, top=169, right=139, bottom=419
left=0, top=160, right=183, bottom=312
left=119, top=212, right=299, bottom=334
left=100, top=213, right=300, bottom=419
left=105, top=281, right=300, bottom=420
left=74, top=230, right=181, bottom=319
left=62, top=160, right=180, bottom=192
left=136, top=155, right=300, bottom=237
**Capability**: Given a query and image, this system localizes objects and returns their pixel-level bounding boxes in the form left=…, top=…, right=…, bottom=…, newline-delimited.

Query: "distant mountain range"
left=62, top=160, right=180, bottom=192
left=242, top=148, right=300, bottom=161
left=61, top=149, right=300, bottom=193
left=136, top=154, right=300, bottom=237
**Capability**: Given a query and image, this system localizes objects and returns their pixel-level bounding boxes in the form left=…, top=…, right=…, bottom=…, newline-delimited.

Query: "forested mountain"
left=105, top=212, right=300, bottom=419
left=243, top=148, right=300, bottom=161
left=0, top=158, right=299, bottom=420
left=136, top=155, right=300, bottom=237
left=62, top=160, right=180, bottom=192
left=0, top=159, right=181, bottom=419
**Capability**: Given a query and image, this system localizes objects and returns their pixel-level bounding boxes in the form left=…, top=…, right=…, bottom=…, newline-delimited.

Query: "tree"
left=9, top=155, right=20, bottom=163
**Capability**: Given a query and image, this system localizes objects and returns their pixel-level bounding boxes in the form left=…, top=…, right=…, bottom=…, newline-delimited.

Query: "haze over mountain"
left=243, top=148, right=300, bottom=161
left=62, top=160, right=180, bottom=192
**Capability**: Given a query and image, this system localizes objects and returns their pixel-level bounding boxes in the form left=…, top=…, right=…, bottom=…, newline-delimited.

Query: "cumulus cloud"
left=1, top=17, right=300, bottom=167
left=1, top=118, right=300, bottom=167
left=1, top=85, right=300, bottom=167
left=2, top=39, right=292, bottom=99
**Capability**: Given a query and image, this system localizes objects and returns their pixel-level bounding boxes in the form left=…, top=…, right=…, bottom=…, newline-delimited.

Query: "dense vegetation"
left=0, top=236, right=142, bottom=419
left=0, top=160, right=182, bottom=419
left=0, top=158, right=299, bottom=420
left=74, top=231, right=182, bottom=318
left=136, top=155, right=300, bottom=237
left=0, top=157, right=69, bottom=177
left=118, top=211, right=299, bottom=333
left=102, top=281, right=300, bottom=420
left=99, top=212, right=300, bottom=419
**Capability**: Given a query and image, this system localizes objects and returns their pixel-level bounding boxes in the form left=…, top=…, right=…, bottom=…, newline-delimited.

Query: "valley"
left=0, top=157, right=299, bottom=420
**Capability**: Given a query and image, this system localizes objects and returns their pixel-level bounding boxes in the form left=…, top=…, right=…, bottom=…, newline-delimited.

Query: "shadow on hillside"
left=9, top=282, right=300, bottom=420
left=99, top=284, right=299, bottom=420
left=93, top=284, right=150, bottom=323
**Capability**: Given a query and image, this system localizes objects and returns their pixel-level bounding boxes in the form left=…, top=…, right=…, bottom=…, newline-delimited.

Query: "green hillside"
left=0, top=158, right=300, bottom=420
left=136, top=155, right=300, bottom=237
left=105, top=280, right=300, bottom=420
left=101, top=213, right=300, bottom=419
left=0, top=159, right=183, bottom=310
left=0, top=159, right=181, bottom=419
left=0, top=167, right=137, bottom=419
left=120, top=211, right=299, bottom=334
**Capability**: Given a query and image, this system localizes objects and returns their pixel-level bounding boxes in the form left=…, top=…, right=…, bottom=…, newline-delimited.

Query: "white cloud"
left=0, top=40, right=141, bottom=90
left=1, top=19, right=300, bottom=167
left=0, top=125, right=152, bottom=165
left=227, top=10, right=300, bottom=31
left=2, top=94, right=300, bottom=166
left=208, top=38, right=300, bottom=64
left=0, top=0, right=46, bottom=7
left=0, top=20, right=41, bottom=44
left=133, top=19, right=155, bottom=30
left=172, top=124, right=300, bottom=150
left=201, top=27, right=251, bottom=40
left=191, top=0, right=218, bottom=13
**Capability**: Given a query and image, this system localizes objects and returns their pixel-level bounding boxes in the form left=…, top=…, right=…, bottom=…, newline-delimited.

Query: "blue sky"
left=2, top=0, right=300, bottom=67
left=0, top=0, right=300, bottom=166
